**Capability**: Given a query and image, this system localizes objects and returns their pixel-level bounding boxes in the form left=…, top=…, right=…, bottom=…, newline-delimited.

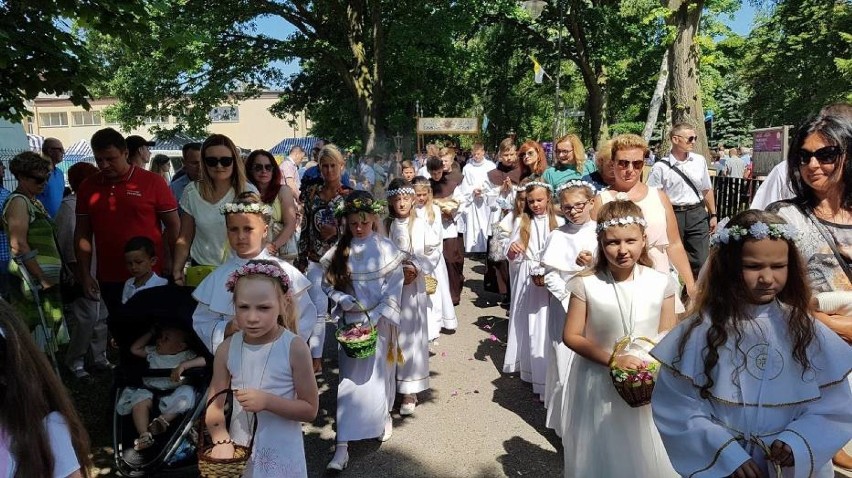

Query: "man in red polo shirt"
left=74, top=128, right=180, bottom=326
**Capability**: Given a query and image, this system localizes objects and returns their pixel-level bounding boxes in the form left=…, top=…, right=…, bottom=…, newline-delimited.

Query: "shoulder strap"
left=654, top=158, right=702, bottom=202
left=800, top=205, right=852, bottom=283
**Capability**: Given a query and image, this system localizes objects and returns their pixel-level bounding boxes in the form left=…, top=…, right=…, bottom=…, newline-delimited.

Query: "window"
left=209, top=106, right=239, bottom=123
left=145, top=116, right=169, bottom=125
left=72, top=111, right=102, bottom=126
left=39, top=112, right=68, bottom=127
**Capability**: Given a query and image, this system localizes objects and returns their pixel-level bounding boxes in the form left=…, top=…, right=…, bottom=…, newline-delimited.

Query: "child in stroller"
left=117, top=325, right=206, bottom=451
left=113, top=284, right=213, bottom=477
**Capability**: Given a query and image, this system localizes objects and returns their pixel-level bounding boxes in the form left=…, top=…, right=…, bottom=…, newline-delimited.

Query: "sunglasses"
left=252, top=163, right=274, bottom=173
left=616, top=159, right=645, bottom=170
left=25, top=174, right=48, bottom=185
left=204, top=156, right=235, bottom=168
left=797, top=146, right=842, bottom=166
left=675, top=134, right=697, bottom=143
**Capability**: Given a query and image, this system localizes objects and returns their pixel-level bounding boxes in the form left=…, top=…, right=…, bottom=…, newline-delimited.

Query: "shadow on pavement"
left=498, top=435, right=562, bottom=476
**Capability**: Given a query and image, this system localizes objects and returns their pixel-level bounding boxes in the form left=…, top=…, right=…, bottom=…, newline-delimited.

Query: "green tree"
left=742, top=0, right=852, bottom=126
left=0, top=1, right=144, bottom=120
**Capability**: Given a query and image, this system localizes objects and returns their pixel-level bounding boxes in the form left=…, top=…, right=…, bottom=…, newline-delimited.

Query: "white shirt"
left=750, top=160, right=793, bottom=210
left=122, top=273, right=168, bottom=304
left=1, top=413, right=80, bottom=478
left=179, top=182, right=257, bottom=266
left=647, top=152, right=712, bottom=206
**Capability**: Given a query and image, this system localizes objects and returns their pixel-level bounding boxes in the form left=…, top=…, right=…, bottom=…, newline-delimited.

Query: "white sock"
left=332, top=442, right=349, bottom=462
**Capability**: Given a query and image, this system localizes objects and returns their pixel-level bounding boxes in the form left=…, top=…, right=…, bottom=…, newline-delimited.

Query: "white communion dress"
left=561, top=265, right=678, bottom=478
left=228, top=329, right=308, bottom=478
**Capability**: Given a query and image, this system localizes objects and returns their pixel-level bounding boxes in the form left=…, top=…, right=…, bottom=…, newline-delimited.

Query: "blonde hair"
left=199, top=134, right=250, bottom=202
left=411, top=176, right=435, bottom=224
left=232, top=274, right=299, bottom=334
left=595, top=139, right=614, bottom=170
left=610, top=134, right=649, bottom=160
left=317, top=144, right=345, bottom=166
left=518, top=180, right=559, bottom=251
left=555, top=134, right=586, bottom=172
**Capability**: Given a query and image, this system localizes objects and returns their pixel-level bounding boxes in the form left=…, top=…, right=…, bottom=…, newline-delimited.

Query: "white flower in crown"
left=524, top=181, right=552, bottom=191
left=221, top=202, right=273, bottom=216
left=596, top=215, right=647, bottom=233
left=710, top=219, right=799, bottom=247
left=226, top=261, right=291, bottom=293
left=555, top=180, right=598, bottom=195
left=614, top=192, right=630, bottom=202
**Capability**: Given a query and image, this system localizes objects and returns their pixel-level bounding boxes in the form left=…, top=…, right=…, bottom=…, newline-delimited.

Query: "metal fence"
left=711, top=176, right=765, bottom=219
left=0, top=149, right=24, bottom=192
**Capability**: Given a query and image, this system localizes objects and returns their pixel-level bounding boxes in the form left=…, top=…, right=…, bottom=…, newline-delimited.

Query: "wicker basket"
left=609, top=336, right=658, bottom=408
left=197, top=389, right=256, bottom=477
left=336, top=319, right=378, bottom=359
left=531, top=274, right=545, bottom=287
left=424, top=275, right=438, bottom=295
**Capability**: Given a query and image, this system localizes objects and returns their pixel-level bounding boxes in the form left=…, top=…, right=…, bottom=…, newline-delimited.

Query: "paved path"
left=304, top=257, right=563, bottom=477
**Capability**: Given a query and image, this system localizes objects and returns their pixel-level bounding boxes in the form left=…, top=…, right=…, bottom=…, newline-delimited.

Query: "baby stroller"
left=112, top=285, right=213, bottom=477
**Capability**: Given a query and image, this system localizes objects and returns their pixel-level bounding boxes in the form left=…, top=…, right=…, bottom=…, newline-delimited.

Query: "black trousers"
left=673, top=206, right=709, bottom=277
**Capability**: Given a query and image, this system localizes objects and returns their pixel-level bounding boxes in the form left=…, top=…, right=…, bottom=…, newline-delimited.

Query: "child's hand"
left=612, top=354, right=644, bottom=371
left=507, top=241, right=524, bottom=259
left=768, top=439, right=794, bottom=467
left=731, top=458, right=764, bottom=478
left=234, top=388, right=268, bottom=413
left=209, top=442, right=235, bottom=459
left=576, top=250, right=593, bottom=267
left=338, top=295, right=358, bottom=311
left=170, top=364, right=186, bottom=383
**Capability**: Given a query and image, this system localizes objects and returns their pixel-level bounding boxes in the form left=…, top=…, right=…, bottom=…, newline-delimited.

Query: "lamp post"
left=393, top=133, right=402, bottom=153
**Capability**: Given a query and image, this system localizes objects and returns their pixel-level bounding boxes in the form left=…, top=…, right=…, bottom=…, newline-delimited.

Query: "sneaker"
left=68, top=360, right=89, bottom=379
left=400, top=401, right=416, bottom=416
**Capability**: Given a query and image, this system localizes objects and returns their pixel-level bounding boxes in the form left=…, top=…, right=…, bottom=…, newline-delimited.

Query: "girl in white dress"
left=205, top=260, right=319, bottom=478
left=652, top=210, right=852, bottom=478
left=412, top=176, right=457, bottom=341
left=562, top=199, right=678, bottom=478
left=386, top=179, right=437, bottom=415
left=540, top=180, right=598, bottom=435
left=504, top=180, right=564, bottom=399
left=321, top=191, right=405, bottom=471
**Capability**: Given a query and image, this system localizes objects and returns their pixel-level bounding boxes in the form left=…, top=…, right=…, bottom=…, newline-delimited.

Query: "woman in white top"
left=173, top=134, right=254, bottom=283
left=0, top=300, right=91, bottom=478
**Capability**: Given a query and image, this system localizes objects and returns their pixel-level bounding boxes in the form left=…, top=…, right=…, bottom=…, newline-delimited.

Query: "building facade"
left=23, top=91, right=311, bottom=152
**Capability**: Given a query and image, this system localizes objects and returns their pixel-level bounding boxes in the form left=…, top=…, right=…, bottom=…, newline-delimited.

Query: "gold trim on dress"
left=688, top=437, right=738, bottom=478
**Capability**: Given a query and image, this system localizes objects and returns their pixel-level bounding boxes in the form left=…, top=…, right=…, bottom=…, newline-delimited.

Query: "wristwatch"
left=709, top=213, right=718, bottom=218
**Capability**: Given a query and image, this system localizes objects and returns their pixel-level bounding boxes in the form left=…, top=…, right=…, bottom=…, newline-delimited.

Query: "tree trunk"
left=642, top=49, right=669, bottom=142
left=565, top=8, right=607, bottom=148
left=666, top=0, right=710, bottom=159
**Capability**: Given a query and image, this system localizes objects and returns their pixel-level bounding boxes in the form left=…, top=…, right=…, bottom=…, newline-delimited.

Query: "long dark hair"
left=246, top=149, right=283, bottom=204
left=0, top=303, right=92, bottom=477
left=786, top=113, right=852, bottom=210
left=677, top=210, right=815, bottom=399
left=325, top=190, right=379, bottom=292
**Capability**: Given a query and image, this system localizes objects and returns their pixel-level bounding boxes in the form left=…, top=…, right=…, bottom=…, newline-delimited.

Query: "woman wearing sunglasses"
left=173, top=134, right=255, bottom=285
left=245, top=149, right=298, bottom=263
left=765, top=110, right=852, bottom=470
left=591, top=134, right=696, bottom=313
left=517, top=140, right=547, bottom=180
left=2, top=151, right=65, bottom=342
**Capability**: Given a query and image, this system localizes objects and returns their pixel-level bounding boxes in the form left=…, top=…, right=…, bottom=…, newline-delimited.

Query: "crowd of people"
left=0, top=102, right=850, bottom=478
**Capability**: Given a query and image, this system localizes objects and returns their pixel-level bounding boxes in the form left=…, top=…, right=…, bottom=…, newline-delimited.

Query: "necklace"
left=239, top=327, right=281, bottom=425
left=608, top=267, right=638, bottom=337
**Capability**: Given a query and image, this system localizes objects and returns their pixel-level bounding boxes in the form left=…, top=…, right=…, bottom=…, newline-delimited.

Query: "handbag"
left=803, top=207, right=852, bottom=283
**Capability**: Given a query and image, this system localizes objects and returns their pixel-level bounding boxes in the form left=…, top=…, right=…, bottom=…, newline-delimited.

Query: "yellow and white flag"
left=531, top=55, right=546, bottom=84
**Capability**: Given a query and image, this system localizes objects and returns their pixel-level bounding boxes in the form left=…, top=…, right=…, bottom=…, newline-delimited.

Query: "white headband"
left=386, top=187, right=415, bottom=197
left=523, top=181, right=552, bottom=192
left=596, top=216, right=648, bottom=233
left=556, top=180, right=597, bottom=195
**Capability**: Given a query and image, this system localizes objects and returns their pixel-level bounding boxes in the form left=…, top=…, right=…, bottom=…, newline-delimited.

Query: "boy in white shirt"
left=122, top=237, right=168, bottom=304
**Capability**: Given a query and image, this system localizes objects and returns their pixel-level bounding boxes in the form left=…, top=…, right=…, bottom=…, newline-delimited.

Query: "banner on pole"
left=417, top=117, right=480, bottom=135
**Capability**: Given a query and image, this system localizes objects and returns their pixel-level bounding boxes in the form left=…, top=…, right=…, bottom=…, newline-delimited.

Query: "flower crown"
left=226, top=261, right=291, bottom=293
left=523, top=181, right=552, bottom=192
left=333, top=196, right=386, bottom=218
left=556, top=180, right=597, bottom=195
left=709, top=218, right=799, bottom=247
left=596, top=216, right=648, bottom=233
left=221, top=202, right=273, bottom=216
left=386, top=187, right=415, bottom=197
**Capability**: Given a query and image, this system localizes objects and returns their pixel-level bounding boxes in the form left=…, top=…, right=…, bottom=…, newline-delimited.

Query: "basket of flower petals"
left=609, top=336, right=659, bottom=407
left=336, top=321, right=378, bottom=359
